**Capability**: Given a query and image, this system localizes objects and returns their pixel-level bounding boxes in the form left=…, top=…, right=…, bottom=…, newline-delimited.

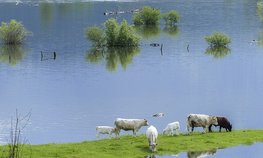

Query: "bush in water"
left=0, top=19, right=31, bottom=45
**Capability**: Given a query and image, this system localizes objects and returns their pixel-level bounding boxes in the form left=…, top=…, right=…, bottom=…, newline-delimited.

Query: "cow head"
left=144, top=119, right=149, bottom=126
left=228, top=124, right=232, bottom=132
left=149, top=143, right=157, bottom=152
left=210, top=116, right=218, bottom=125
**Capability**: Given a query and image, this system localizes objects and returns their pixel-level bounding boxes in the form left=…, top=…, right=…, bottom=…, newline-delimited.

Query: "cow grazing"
left=96, top=126, right=117, bottom=138
left=209, top=116, right=232, bottom=132
left=114, top=118, right=149, bottom=136
left=187, top=114, right=218, bottom=133
left=146, top=125, right=158, bottom=152
left=163, top=121, right=180, bottom=136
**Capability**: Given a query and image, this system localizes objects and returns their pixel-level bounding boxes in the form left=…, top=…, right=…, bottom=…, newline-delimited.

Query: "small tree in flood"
left=162, top=10, right=180, bottom=26
left=205, top=32, right=231, bottom=47
left=85, top=26, right=105, bottom=47
left=86, top=18, right=140, bottom=47
left=0, top=20, right=31, bottom=45
left=133, top=6, right=161, bottom=26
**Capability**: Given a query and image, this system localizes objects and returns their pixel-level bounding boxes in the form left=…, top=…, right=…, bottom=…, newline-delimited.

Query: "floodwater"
left=154, top=143, right=263, bottom=158
left=0, top=0, right=262, bottom=154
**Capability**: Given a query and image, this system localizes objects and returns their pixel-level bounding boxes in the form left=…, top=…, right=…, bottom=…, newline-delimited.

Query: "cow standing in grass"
left=96, top=126, right=117, bottom=138
left=187, top=114, right=218, bottom=133
left=163, top=121, right=180, bottom=136
left=146, top=125, right=158, bottom=152
left=209, top=116, right=232, bottom=132
left=114, top=118, right=149, bottom=137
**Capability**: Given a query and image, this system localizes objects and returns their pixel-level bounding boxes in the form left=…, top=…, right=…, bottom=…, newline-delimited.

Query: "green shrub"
left=205, top=32, right=231, bottom=47
left=86, top=18, right=140, bottom=47
left=133, top=6, right=161, bottom=26
left=162, top=10, right=180, bottom=26
left=85, top=26, right=105, bottom=47
left=104, top=18, right=119, bottom=46
left=117, top=20, right=140, bottom=46
left=0, top=19, right=31, bottom=45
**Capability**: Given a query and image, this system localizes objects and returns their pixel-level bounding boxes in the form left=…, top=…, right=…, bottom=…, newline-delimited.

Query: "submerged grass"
left=0, top=130, right=262, bottom=158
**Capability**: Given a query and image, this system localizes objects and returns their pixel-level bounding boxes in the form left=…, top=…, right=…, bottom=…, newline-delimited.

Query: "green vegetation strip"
left=1, top=130, right=263, bottom=158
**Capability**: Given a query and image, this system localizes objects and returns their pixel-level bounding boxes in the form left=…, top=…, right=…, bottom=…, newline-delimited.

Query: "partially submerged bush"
left=86, top=18, right=140, bottom=47
left=205, top=32, right=231, bottom=47
left=133, top=6, right=161, bottom=26
left=162, top=10, right=180, bottom=26
left=0, top=19, right=31, bottom=45
left=85, top=26, right=105, bottom=47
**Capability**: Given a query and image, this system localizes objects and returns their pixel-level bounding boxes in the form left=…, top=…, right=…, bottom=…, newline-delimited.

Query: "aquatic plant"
left=86, top=18, right=140, bottom=47
left=133, top=6, right=161, bottom=26
left=0, top=20, right=31, bottom=45
left=205, top=32, right=231, bottom=47
left=162, top=10, right=180, bottom=26
left=85, top=26, right=105, bottom=47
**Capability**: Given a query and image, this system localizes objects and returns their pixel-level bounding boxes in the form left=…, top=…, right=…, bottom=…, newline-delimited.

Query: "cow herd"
left=95, top=113, right=232, bottom=152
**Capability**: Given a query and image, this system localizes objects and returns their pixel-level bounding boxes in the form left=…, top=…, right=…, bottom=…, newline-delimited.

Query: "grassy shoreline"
left=1, top=130, right=263, bottom=158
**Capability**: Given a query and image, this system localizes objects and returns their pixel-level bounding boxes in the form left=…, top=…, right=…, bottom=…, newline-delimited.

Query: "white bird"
left=152, top=113, right=164, bottom=117
left=16, top=0, right=22, bottom=5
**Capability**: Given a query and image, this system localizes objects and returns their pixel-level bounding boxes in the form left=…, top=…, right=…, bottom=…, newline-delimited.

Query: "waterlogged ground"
left=0, top=0, right=262, bottom=151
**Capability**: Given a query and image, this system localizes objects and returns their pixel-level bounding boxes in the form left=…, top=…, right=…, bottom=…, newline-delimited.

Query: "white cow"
left=146, top=125, right=158, bottom=152
left=187, top=114, right=218, bottom=133
left=96, top=126, right=117, bottom=138
left=163, top=121, right=180, bottom=136
left=114, top=118, right=148, bottom=136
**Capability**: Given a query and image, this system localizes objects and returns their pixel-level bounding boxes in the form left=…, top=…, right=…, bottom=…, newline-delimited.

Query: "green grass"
left=1, top=130, right=262, bottom=158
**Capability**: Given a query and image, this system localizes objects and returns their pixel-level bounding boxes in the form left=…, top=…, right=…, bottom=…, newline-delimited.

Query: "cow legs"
left=219, top=126, right=222, bottom=132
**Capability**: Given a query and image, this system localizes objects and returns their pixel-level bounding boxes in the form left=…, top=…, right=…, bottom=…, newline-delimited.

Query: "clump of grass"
left=205, top=32, right=231, bottom=47
left=133, top=6, right=161, bottom=26
left=0, top=19, right=31, bottom=45
left=86, top=18, right=140, bottom=47
left=162, top=10, right=180, bottom=26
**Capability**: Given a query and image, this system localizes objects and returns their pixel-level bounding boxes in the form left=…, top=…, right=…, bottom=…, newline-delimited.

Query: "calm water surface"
left=0, top=0, right=262, bottom=151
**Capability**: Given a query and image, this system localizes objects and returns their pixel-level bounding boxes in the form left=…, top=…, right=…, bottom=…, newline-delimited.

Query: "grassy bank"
left=1, top=130, right=263, bottom=158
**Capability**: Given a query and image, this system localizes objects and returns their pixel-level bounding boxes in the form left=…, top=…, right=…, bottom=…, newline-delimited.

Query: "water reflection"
left=163, top=25, right=180, bottom=37
left=134, top=26, right=161, bottom=39
left=86, top=47, right=140, bottom=71
left=144, top=155, right=156, bottom=158
left=187, top=149, right=217, bottom=158
left=0, top=45, right=27, bottom=65
left=257, top=1, right=263, bottom=22
left=205, top=46, right=231, bottom=59
left=39, top=3, right=54, bottom=26
left=257, top=29, right=263, bottom=47
left=39, top=2, right=93, bottom=26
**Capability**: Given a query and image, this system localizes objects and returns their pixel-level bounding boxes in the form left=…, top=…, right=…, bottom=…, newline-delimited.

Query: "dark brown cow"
left=209, top=116, right=232, bottom=132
